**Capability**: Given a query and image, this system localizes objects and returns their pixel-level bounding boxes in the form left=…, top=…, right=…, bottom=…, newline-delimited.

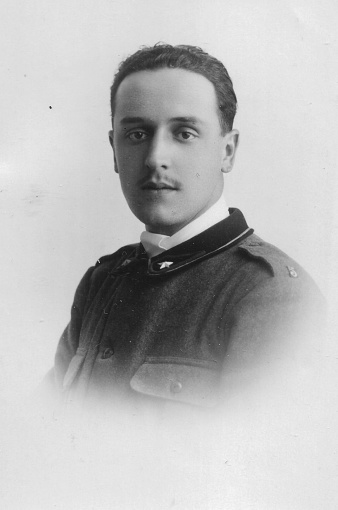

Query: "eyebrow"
left=119, top=116, right=203, bottom=125
left=120, top=117, right=146, bottom=125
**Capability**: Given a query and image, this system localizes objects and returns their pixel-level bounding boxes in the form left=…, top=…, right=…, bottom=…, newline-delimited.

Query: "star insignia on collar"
left=158, top=261, right=174, bottom=270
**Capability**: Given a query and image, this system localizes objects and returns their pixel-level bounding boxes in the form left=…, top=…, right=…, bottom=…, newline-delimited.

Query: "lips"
left=141, top=181, right=177, bottom=191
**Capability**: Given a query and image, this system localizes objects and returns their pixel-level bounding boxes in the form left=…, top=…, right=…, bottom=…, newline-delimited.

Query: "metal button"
left=101, top=347, right=114, bottom=359
left=170, top=381, right=182, bottom=394
left=287, top=266, right=298, bottom=278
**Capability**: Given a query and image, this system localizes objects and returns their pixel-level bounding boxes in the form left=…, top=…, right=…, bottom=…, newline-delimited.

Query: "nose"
left=145, top=132, right=170, bottom=171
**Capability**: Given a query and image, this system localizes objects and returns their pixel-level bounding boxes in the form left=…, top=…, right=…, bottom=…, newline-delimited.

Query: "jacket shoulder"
left=94, top=243, right=139, bottom=269
left=234, top=234, right=325, bottom=323
left=73, top=243, right=139, bottom=296
left=69, top=243, right=139, bottom=315
left=237, top=234, right=314, bottom=283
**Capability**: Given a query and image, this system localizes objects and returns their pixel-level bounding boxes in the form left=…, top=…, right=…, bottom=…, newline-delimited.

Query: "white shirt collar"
left=140, top=195, right=229, bottom=258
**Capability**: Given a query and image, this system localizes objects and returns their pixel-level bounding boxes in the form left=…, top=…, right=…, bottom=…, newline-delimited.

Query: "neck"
left=141, top=195, right=229, bottom=258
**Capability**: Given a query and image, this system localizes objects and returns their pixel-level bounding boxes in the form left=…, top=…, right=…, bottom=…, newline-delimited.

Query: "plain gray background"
left=1, top=2, right=338, bottom=509
left=1, top=0, right=337, bottom=401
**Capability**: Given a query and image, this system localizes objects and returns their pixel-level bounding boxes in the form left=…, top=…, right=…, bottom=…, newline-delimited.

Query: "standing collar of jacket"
left=140, top=208, right=254, bottom=275
left=111, top=208, right=253, bottom=277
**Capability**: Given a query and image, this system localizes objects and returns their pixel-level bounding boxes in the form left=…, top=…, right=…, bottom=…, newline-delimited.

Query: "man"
left=49, top=44, right=323, bottom=416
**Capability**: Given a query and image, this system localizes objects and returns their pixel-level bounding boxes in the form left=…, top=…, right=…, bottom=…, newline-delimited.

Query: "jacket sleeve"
left=48, top=266, right=95, bottom=394
left=220, top=265, right=326, bottom=400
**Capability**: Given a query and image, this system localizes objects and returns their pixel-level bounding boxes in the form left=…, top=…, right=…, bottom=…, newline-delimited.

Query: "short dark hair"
left=110, top=43, right=237, bottom=134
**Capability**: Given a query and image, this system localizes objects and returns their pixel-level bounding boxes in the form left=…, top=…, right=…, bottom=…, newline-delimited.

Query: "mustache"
left=138, top=178, right=179, bottom=190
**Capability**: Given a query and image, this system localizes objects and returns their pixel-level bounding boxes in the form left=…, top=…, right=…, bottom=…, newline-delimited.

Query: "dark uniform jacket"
left=50, top=208, right=324, bottom=413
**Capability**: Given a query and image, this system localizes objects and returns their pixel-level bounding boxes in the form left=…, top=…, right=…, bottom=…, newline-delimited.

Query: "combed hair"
left=110, top=43, right=237, bottom=133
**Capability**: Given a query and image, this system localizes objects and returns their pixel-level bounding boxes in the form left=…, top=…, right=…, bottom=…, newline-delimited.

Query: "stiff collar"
left=113, top=208, right=253, bottom=277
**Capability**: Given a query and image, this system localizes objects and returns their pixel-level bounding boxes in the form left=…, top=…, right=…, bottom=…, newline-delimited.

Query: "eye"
left=176, top=130, right=197, bottom=141
left=127, top=130, right=148, bottom=142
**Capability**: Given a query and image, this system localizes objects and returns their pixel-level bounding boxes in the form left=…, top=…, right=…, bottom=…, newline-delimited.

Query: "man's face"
left=111, top=68, right=238, bottom=235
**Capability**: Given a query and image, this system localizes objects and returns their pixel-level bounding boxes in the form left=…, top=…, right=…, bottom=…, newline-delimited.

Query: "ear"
left=108, top=129, right=119, bottom=174
left=221, top=129, right=239, bottom=174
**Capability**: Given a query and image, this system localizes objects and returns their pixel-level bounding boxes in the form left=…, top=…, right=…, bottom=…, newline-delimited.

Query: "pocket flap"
left=130, top=358, right=220, bottom=407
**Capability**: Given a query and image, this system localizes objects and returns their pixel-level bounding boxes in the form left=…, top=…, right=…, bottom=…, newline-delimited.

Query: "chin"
left=133, top=207, right=181, bottom=234
left=144, top=216, right=182, bottom=236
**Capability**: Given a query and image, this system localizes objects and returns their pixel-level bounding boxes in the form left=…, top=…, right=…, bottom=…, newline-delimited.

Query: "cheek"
left=187, top=153, right=219, bottom=180
left=116, top=150, right=134, bottom=169
left=116, top=141, right=140, bottom=162
left=186, top=165, right=222, bottom=197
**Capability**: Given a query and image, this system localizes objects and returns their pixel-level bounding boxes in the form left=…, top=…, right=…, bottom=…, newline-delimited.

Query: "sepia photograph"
left=1, top=1, right=337, bottom=509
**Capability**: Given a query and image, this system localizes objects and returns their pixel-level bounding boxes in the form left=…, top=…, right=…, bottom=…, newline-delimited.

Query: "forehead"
left=113, top=68, right=219, bottom=122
